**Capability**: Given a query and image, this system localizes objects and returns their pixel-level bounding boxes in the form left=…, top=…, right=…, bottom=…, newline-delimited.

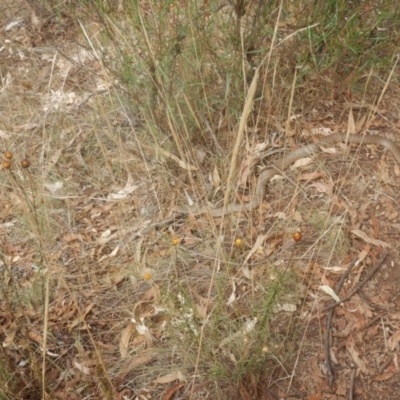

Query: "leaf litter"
left=1, top=2, right=400, bottom=400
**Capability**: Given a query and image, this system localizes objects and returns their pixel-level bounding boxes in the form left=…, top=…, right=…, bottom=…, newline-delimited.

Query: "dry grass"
left=1, top=1, right=400, bottom=399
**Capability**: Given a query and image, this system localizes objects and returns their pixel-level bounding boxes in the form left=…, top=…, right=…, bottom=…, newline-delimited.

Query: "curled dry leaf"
left=372, top=372, right=395, bottom=381
left=154, top=370, right=187, bottom=384
left=73, top=360, right=92, bottom=375
left=242, top=234, right=267, bottom=265
left=387, top=329, right=400, bottom=351
left=351, top=229, right=391, bottom=248
left=273, top=303, right=297, bottom=313
left=319, top=285, right=341, bottom=303
left=212, top=165, right=221, bottom=188
left=226, top=279, right=236, bottom=306
left=309, top=181, right=334, bottom=197
left=120, top=322, right=135, bottom=358
left=28, top=330, right=43, bottom=344
left=44, top=181, right=63, bottom=195
left=346, top=342, right=367, bottom=373
left=161, top=149, right=198, bottom=171
left=290, top=157, right=313, bottom=170
left=298, top=171, right=325, bottom=181
left=3, top=328, right=17, bottom=347
left=320, top=145, right=339, bottom=155
left=161, top=383, right=185, bottom=400
left=0, top=129, right=10, bottom=139
left=107, top=183, right=141, bottom=200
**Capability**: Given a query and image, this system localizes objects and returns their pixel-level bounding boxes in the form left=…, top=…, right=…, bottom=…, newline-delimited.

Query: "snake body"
left=174, top=133, right=400, bottom=217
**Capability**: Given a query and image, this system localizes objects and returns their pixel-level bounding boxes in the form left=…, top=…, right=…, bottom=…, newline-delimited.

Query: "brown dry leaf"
left=62, top=232, right=81, bottom=243
left=309, top=181, right=334, bottom=197
left=162, top=383, right=185, bottom=400
left=307, top=393, right=323, bottom=400
left=195, top=303, right=208, bottom=319
left=28, top=330, right=43, bottom=344
left=0, top=129, right=10, bottom=138
left=320, top=145, right=339, bottom=155
left=237, top=160, right=251, bottom=186
left=290, top=157, right=313, bottom=170
left=44, top=148, right=63, bottom=175
left=96, top=232, right=118, bottom=245
left=351, top=229, right=391, bottom=248
left=154, top=370, right=187, bottom=384
left=380, top=197, right=399, bottom=220
left=377, top=158, right=391, bottom=183
left=3, top=326, right=17, bottom=347
left=98, top=245, right=120, bottom=262
left=336, top=377, right=348, bottom=397
left=120, top=349, right=159, bottom=380
left=372, top=372, right=395, bottom=381
left=264, top=236, right=284, bottom=257
left=120, top=322, right=135, bottom=358
left=14, top=122, right=40, bottom=131
left=364, top=324, right=380, bottom=342
left=357, top=249, right=369, bottom=263
left=346, top=341, right=367, bottom=373
left=357, top=298, right=373, bottom=318
left=143, top=285, right=160, bottom=302
left=356, top=113, right=367, bottom=132
left=212, top=166, right=221, bottom=188
left=298, top=171, right=325, bottom=181
left=69, top=303, right=94, bottom=330
left=73, top=360, right=92, bottom=375
left=371, top=214, right=380, bottom=238
left=394, top=163, right=400, bottom=177
left=243, top=234, right=267, bottom=265
left=347, top=107, right=356, bottom=134
left=387, top=329, right=400, bottom=351
left=108, top=268, right=130, bottom=286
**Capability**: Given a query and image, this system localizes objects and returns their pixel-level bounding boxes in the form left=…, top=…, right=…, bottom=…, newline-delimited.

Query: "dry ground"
left=1, top=2, right=400, bottom=400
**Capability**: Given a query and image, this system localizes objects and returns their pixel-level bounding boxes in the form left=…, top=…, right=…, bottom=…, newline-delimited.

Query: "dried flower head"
left=21, top=159, right=30, bottom=168
left=2, top=160, right=11, bottom=169
left=293, top=232, right=302, bottom=242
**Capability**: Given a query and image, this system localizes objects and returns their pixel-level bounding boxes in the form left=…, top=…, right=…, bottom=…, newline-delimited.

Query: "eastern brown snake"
left=173, top=133, right=400, bottom=216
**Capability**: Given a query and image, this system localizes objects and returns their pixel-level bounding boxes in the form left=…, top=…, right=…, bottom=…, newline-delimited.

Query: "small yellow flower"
left=171, top=237, right=180, bottom=246
left=141, top=268, right=155, bottom=281
left=235, top=238, right=243, bottom=247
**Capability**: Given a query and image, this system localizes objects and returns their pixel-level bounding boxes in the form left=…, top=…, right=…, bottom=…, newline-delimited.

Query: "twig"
left=324, top=255, right=359, bottom=385
left=348, top=367, right=357, bottom=400
left=324, top=251, right=389, bottom=386
left=324, top=251, right=388, bottom=312
left=378, top=355, right=393, bottom=375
